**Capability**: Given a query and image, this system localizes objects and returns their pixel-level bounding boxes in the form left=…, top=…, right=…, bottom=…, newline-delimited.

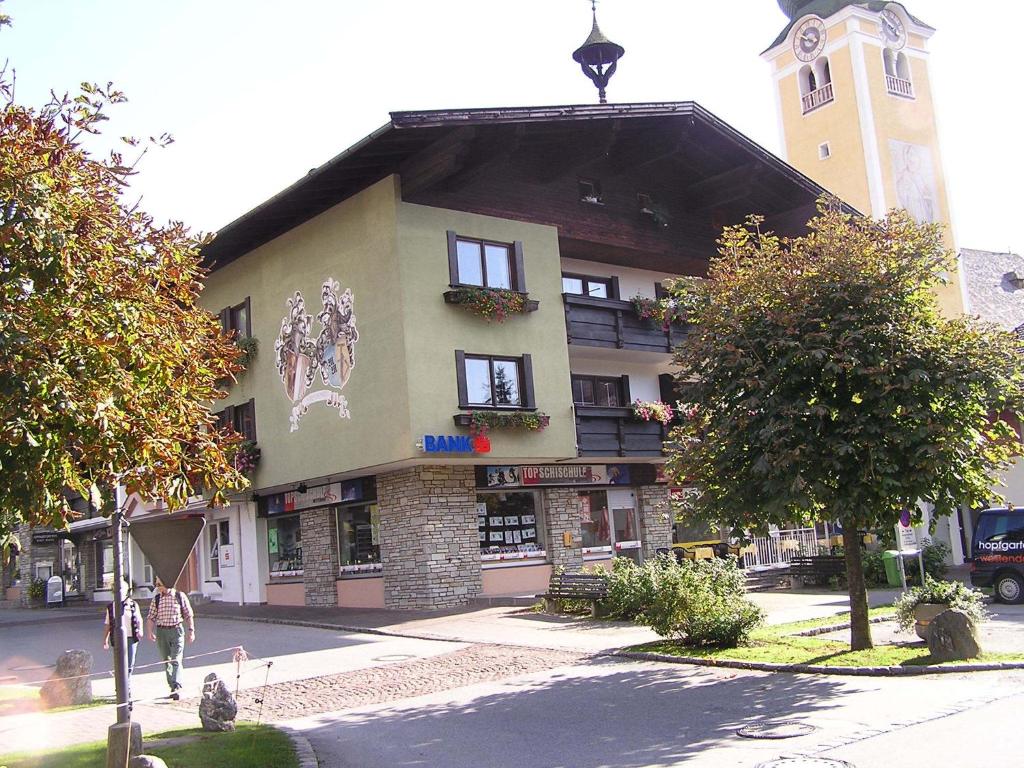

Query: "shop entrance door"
left=60, top=540, right=81, bottom=597
left=607, top=489, right=642, bottom=563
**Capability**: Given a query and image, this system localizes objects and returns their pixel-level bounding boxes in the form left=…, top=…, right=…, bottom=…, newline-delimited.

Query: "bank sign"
left=485, top=464, right=632, bottom=487
left=420, top=434, right=491, bottom=454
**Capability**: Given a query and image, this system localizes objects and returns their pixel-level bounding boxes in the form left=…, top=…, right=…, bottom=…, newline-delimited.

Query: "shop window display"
left=337, top=504, right=381, bottom=573
left=477, top=491, right=544, bottom=562
left=268, top=515, right=302, bottom=575
left=580, top=490, right=611, bottom=551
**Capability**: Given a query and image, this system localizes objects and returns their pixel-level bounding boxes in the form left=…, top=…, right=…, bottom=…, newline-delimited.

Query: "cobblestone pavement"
left=176, top=643, right=588, bottom=721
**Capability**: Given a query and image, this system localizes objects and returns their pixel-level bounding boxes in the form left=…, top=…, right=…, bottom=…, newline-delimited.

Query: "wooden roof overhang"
left=203, top=102, right=847, bottom=274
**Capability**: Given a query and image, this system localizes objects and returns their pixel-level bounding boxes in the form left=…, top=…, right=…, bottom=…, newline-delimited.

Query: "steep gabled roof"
left=202, top=101, right=843, bottom=271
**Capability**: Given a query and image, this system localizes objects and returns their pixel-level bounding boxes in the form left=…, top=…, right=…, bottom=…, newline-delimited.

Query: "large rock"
left=198, top=672, right=237, bottom=732
left=927, top=608, right=982, bottom=662
left=40, top=649, right=93, bottom=708
left=129, top=757, right=168, bottom=768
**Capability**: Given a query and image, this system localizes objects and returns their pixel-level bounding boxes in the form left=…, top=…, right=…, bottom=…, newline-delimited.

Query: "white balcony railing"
left=743, top=527, right=822, bottom=569
left=801, top=82, right=834, bottom=114
left=885, top=75, right=915, bottom=99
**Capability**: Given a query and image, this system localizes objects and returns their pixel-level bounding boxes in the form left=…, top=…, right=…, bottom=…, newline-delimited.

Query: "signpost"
left=894, top=513, right=926, bottom=590
left=106, top=490, right=206, bottom=767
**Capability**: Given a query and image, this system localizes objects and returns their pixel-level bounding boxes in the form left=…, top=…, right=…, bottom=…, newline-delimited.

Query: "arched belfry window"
left=800, top=56, right=834, bottom=114
left=799, top=64, right=816, bottom=96
left=883, top=48, right=897, bottom=77
left=884, top=50, right=914, bottom=98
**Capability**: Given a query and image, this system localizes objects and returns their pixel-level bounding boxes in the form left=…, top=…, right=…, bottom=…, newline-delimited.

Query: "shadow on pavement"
left=298, top=658, right=850, bottom=768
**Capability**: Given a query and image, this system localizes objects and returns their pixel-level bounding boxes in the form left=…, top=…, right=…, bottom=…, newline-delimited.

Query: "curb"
left=276, top=724, right=318, bottom=768
left=612, top=649, right=1024, bottom=676
left=791, top=614, right=895, bottom=637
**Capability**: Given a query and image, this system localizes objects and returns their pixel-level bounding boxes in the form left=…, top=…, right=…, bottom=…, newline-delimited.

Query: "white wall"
left=567, top=358, right=669, bottom=403
left=559, top=258, right=678, bottom=300
left=202, top=503, right=264, bottom=605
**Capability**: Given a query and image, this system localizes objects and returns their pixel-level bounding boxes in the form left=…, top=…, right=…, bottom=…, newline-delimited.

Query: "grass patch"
left=0, top=723, right=298, bottom=768
left=0, top=686, right=113, bottom=716
left=627, top=609, right=1024, bottom=668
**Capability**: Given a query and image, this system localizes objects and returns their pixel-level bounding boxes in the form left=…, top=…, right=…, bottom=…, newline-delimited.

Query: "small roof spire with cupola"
left=572, top=1, right=625, bottom=104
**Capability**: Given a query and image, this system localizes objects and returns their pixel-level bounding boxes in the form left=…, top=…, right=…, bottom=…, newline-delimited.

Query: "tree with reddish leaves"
left=0, top=14, right=245, bottom=546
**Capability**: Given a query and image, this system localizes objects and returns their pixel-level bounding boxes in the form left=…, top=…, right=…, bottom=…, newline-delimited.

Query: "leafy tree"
left=666, top=201, right=1024, bottom=650
left=0, top=29, right=246, bottom=544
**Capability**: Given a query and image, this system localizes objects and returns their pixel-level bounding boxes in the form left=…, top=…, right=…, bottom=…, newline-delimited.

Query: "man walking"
left=146, top=577, right=196, bottom=700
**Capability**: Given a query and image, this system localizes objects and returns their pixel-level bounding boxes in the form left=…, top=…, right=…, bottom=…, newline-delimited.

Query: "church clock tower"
left=763, top=1, right=963, bottom=315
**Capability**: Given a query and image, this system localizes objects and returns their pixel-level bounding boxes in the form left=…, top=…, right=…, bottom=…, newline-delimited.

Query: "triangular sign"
left=129, top=516, right=206, bottom=588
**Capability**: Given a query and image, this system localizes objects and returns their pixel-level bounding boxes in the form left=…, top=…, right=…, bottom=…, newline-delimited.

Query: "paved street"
left=3, top=589, right=1024, bottom=765
left=287, top=659, right=1024, bottom=768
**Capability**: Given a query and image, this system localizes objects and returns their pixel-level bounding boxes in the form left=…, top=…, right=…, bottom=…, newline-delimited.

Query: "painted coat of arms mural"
left=275, top=279, right=359, bottom=431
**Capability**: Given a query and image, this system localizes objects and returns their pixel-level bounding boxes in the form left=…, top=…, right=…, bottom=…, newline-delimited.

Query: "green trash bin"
left=882, top=550, right=903, bottom=587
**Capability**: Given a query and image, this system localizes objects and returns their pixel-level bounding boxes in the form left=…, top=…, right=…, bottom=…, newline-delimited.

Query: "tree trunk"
left=842, top=518, right=873, bottom=651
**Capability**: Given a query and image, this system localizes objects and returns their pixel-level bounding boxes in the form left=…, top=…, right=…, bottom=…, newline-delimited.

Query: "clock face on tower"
left=879, top=8, right=907, bottom=50
left=793, top=17, right=827, bottom=62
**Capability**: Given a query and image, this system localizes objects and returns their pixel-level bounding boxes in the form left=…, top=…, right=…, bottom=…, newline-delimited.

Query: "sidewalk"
left=194, top=586, right=907, bottom=652
left=196, top=601, right=661, bottom=653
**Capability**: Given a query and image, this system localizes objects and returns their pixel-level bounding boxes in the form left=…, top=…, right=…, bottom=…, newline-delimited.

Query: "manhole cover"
left=372, top=654, right=417, bottom=662
left=755, top=759, right=855, bottom=768
left=738, top=721, right=817, bottom=739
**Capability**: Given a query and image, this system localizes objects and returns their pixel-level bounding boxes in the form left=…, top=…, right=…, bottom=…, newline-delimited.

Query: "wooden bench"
left=539, top=573, right=609, bottom=616
left=789, top=555, right=846, bottom=587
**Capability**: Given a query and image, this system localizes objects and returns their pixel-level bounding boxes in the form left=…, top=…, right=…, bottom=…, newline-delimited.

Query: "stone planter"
left=914, top=602, right=949, bottom=640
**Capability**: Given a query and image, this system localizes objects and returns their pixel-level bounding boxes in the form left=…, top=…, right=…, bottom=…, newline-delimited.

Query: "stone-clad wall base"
left=15, top=527, right=31, bottom=606
left=302, top=506, right=339, bottom=607
left=637, top=484, right=672, bottom=560
left=378, top=466, right=482, bottom=609
left=542, top=488, right=584, bottom=572
left=80, top=539, right=97, bottom=597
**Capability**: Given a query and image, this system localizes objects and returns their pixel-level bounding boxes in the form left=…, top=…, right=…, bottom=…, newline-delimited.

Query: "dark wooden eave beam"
left=398, top=126, right=477, bottom=198
left=681, top=162, right=764, bottom=211
left=441, top=124, right=526, bottom=193
left=607, top=127, right=688, bottom=174
left=529, top=120, right=622, bottom=183
left=763, top=200, right=820, bottom=236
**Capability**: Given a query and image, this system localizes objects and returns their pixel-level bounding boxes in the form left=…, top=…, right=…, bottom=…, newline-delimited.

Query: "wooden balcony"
left=575, top=406, right=669, bottom=457
left=563, top=294, right=688, bottom=354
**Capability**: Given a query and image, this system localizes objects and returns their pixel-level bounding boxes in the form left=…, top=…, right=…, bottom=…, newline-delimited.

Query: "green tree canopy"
left=667, top=201, right=1024, bottom=648
left=0, top=66, right=246, bottom=539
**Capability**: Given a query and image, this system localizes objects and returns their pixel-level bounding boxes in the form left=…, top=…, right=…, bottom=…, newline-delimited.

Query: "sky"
left=2, top=0, right=1021, bottom=255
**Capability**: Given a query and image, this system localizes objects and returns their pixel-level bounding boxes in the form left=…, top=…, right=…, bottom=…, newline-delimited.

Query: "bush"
left=893, top=576, right=987, bottom=632
left=26, top=577, right=46, bottom=601
left=638, top=557, right=764, bottom=647
left=602, top=555, right=677, bottom=620
left=861, top=549, right=887, bottom=586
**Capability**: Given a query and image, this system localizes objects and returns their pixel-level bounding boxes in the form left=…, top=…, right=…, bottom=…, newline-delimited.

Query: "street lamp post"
left=106, top=488, right=141, bottom=768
